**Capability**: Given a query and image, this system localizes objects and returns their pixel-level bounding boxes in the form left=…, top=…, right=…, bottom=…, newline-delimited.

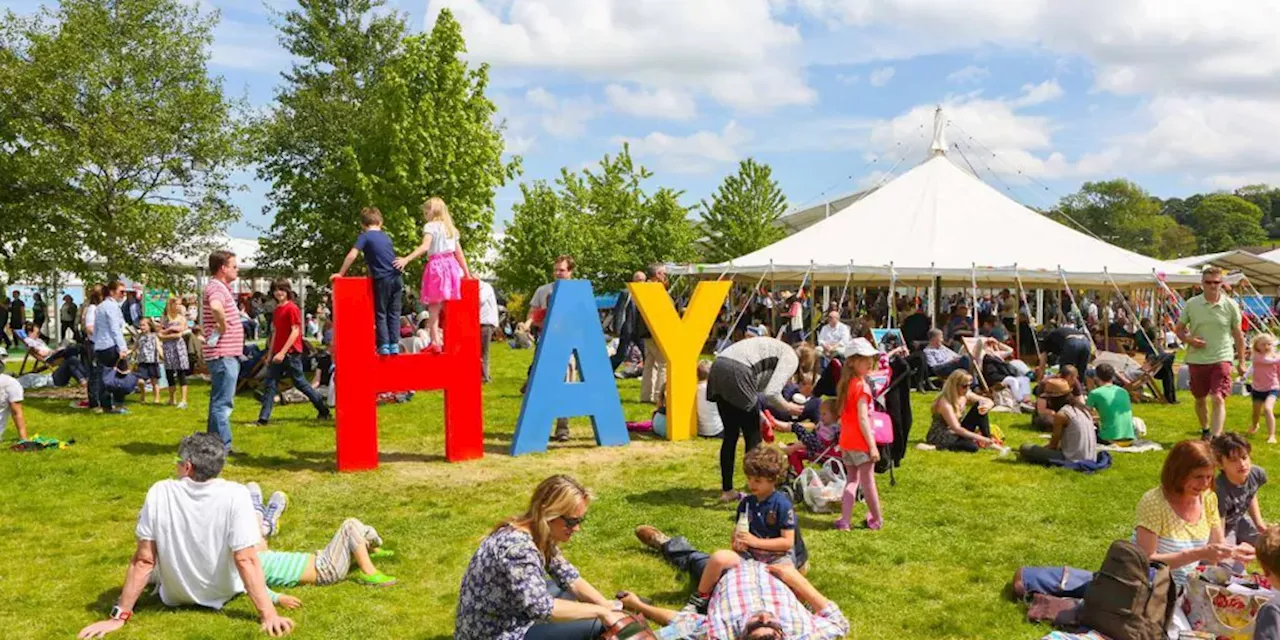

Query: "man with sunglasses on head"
left=1177, top=265, right=1247, bottom=440
left=617, top=525, right=847, bottom=639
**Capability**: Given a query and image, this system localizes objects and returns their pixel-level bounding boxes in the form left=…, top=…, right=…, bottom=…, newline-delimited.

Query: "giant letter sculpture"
left=630, top=281, right=731, bottom=441
left=332, top=277, right=483, bottom=471
left=510, top=280, right=628, bottom=455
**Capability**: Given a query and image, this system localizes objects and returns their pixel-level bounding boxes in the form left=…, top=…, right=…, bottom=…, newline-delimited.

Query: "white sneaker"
left=265, top=491, right=288, bottom=534
left=176, top=402, right=187, bottom=409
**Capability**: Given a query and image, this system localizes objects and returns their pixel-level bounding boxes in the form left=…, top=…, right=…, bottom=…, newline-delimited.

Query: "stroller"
left=779, top=360, right=900, bottom=510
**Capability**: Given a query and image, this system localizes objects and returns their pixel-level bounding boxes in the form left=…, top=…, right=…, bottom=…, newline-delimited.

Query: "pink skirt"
left=422, top=252, right=463, bottom=304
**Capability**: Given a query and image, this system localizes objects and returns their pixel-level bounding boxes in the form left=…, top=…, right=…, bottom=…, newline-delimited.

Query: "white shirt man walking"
left=1177, top=266, right=1246, bottom=440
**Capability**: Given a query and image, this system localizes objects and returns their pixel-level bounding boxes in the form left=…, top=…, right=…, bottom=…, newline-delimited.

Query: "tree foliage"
left=698, top=158, right=788, bottom=263
left=1187, top=194, right=1268, bottom=253
left=256, top=4, right=516, bottom=282
left=0, top=0, right=244, bottom=285
left=494, top=146, right=699, bottom=297
left=1052, top=179, right=1198, bottom=259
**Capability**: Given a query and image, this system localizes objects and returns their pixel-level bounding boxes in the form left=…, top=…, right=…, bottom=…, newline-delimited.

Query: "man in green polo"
left=1176, top=266, right=1247, bottom=440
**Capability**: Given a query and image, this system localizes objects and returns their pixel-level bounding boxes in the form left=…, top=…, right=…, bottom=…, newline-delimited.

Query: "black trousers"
left=610, top=333, right=638, bottom=371
left=943, top=405, right=991, bottom=453
left=1057, top=342, right=1091, bottom=375
left=1154, top=357, right=1177, bottom=403
left=91, top=346, right=121, bottom=410
left=717, top=400, right=761, bottom=491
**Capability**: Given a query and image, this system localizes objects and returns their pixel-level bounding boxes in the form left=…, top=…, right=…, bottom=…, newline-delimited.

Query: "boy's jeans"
left=372, top=276, right=404, bottom=350
left=207, top=356, right=240, bottom=450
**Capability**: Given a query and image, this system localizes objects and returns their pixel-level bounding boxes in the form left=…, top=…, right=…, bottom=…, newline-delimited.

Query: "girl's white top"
left=424, top=221, right=458, bottom=256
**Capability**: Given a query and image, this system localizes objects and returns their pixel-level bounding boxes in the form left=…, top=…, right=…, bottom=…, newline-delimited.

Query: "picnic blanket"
left=1098, top=439, right=1163, bottom=453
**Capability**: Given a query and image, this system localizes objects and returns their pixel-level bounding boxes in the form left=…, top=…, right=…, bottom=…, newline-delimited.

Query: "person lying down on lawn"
left=244, top=482, right=398, bottom=599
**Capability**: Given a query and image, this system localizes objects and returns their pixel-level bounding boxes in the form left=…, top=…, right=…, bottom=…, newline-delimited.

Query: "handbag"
left=869, top=409, right=894, bottom=445
left=600, top=613, right=656, bottom=640
left=102, top=360, right=140, bottom=396
left=1184, top=566, right=1272, bottom=640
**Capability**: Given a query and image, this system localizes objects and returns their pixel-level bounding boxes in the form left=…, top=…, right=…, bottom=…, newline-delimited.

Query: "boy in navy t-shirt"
left=332, top=207, right=402, bottom=355
left=683, top=444, right=797, bottom=613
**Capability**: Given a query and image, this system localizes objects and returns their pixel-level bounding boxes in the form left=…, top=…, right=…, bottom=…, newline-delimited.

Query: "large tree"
left=1051, top=179, right=1195, bottom=258
left=698, top=158, right=788, bottom=263
left=1186, top=194, right=1268, bottom=253
left=256, top=4, right=516, bottom=282
left=0, top=0, right=243, bottom=285
left=494, top=146, right=699, bottom=297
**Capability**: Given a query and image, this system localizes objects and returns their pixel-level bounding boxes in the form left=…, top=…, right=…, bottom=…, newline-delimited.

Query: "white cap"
left=844, top=337, right=880, bottom=358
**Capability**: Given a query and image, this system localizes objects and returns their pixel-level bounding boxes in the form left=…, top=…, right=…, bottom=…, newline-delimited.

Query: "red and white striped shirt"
left=202, top=279, right=243, bottom=359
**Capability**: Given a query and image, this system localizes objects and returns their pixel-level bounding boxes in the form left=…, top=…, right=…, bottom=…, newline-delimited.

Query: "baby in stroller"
left=771, top=398, right=842, bottom=478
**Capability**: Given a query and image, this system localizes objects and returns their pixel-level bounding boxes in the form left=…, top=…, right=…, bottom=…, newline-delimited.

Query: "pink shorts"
left=1189, top=362, right=1232, bottom=399
left=421, top=253, right=463, bottom=305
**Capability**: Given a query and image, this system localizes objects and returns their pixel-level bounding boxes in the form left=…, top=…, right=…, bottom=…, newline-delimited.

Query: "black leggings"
left=717, top=400, right=761, bottom=491
left=942, top=405, right=991, bottom=453
left=165, top=368, right=189, bottom=387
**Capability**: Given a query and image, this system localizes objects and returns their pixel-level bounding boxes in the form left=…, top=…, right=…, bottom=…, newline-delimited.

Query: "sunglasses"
left=559, top=514, right=587, bottom=529
left=1203, top=280, right=1223, bottom=285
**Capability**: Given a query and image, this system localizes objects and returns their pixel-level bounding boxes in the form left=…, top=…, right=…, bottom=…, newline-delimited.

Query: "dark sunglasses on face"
left=1204, top=280, right=1222, bottom=285
left=559, top=514, right=587, bottom=528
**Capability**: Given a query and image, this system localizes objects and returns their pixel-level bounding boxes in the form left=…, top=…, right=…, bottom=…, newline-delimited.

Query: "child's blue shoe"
left=377, top=345, right=390, bottom=356
left=389, top=344, right=401, bottom=355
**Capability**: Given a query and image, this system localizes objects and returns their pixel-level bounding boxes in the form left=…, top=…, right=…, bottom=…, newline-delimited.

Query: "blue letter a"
left=511, top=280, right=628, bottom=455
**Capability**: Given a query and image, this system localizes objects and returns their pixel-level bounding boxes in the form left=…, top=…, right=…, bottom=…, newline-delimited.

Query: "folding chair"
left=1091, top=351, right=1165, bottom=404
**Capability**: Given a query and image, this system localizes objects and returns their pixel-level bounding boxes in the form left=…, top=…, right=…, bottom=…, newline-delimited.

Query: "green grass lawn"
left=0, top=345, right=1274, bottom=639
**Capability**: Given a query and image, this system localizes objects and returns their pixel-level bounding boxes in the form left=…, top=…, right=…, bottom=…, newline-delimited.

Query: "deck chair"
left=960, top=337, right=994, bottom=394
left=1091, top=351, right=1165, bottom=404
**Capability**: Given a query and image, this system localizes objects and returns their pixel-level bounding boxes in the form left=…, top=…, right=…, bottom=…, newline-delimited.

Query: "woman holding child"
left=454, top=475, right=631, bottom=640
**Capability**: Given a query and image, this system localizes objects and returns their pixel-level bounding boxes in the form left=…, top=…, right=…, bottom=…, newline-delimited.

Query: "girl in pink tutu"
left=393, top=197, right=472, bottom=353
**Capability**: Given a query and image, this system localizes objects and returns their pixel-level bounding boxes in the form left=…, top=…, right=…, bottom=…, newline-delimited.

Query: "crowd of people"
left=1, top=198, right=1276, bottom=639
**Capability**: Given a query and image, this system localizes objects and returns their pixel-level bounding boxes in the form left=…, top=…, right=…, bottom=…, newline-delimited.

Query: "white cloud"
left=209, top=20, right=291, bottom=72
left=614, top=121, right=752, bottom=174
left=836, top=73, right=859, bottom=85
left=604, top=85, right=697, bottom=120
left=522, top=87, right=598, bottom=138
left=868, top=66, right=895, bottom=87
left=1011, top=80, right=1065, bottom=107
left=946, top=65, right=990, bottom=84
left=426, top=0, right=816, bottom=112
left=796, top=1, right=1280, bottom=100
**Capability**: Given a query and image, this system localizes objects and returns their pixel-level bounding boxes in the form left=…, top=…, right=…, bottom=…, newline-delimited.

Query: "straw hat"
left=1040, top=377, right=1071, bottom=398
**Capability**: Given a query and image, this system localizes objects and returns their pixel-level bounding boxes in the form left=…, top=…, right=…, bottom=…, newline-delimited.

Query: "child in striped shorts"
left=246, top=482, right=396, bottom=599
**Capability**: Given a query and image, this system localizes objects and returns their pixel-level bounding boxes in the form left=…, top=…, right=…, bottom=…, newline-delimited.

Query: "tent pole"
left=932, top=276, right=942, bottom=327
left=769, top=262, right=776, bottom=336
left=888, top=262, right=897, bottom=330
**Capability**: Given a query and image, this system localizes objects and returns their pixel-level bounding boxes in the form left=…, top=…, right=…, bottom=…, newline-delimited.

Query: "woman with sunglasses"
left=454, top=475, right=629, bottom=639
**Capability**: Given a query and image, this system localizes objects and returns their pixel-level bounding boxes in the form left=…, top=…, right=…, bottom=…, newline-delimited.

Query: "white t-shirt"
left=696, top=381, right=724, bottom=437
left=83, top=303, right=97, bottom=335
left=478, top=280, right=499, bottom=327
left=424, top=221, right=458, bottom=256
left=135, top=477, right=262, bottom=609
left=0, top=374, right=23, bottom=440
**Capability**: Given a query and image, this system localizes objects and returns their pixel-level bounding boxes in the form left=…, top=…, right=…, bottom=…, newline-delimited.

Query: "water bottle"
left=736, top=508, right=750, bottom=537
left=656, top=615, right=709, bottom=639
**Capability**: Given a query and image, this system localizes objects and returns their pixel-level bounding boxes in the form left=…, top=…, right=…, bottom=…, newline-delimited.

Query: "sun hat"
left=844, top=337, right=880, bottom=358
left=1040, top=377, right=1071, bottom=398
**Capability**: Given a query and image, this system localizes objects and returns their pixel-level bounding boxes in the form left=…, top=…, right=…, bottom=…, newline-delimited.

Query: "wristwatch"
left=109, top=605, right=132, bottom=623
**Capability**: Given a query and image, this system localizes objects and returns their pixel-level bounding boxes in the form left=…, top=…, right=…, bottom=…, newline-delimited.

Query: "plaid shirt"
left=665, top=560, right=848, bottom=640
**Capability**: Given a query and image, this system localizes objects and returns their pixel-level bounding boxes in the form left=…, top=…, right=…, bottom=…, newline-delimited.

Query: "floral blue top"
left=454, top=525, right=582, bottom=640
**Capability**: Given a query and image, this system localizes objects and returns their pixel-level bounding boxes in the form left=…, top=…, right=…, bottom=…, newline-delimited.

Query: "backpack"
left=1080, top=540, right=1177, bottom=640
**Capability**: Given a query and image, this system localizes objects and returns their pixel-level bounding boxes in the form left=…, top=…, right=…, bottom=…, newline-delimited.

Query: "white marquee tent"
left=675, top=110, right=1200, bottom=288
left=1170, top=250, right=1280, bottom=289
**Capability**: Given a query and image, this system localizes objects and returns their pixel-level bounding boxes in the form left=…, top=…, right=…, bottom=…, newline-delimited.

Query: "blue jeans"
left=372, top=276, right=403, bottom=351
left=522, top=580, right=604, bottom=640
left=206, top=356, right=240, bottom=450
left=258, top=353, right=329, bottom=422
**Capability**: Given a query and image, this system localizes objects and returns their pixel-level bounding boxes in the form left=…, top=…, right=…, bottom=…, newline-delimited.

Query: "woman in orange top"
left=834, top=337, right=883, bottom=531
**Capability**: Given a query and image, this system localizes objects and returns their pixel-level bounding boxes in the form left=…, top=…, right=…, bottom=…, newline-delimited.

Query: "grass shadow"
left=226, top=449, right=334, bottom=473
left=627, top=487, right=723, bottom=509
left=117, top=442, right=177, bottom=457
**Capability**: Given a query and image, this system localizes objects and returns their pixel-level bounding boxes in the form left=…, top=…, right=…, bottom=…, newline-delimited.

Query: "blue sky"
left=7, top=0, right=1280, bottom=241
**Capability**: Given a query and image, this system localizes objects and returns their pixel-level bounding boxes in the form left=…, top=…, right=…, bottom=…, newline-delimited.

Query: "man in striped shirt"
left=203, top=250, right=244, bottom=453
left=626, top=526, right=847, bottom=639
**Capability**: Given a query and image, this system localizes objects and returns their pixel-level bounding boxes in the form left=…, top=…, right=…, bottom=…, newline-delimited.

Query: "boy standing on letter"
left=332, top=208, right=402, bottom=356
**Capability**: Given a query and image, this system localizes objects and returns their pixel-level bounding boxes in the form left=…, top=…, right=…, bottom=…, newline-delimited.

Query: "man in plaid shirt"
left=623, top=526, right=848, bottom=639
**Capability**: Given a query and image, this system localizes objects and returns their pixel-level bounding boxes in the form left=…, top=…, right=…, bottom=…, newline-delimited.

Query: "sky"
left=7, top=0, right=1280, bottom=242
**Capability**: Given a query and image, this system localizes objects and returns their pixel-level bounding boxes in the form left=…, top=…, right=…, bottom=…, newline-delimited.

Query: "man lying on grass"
left=78, top=433, right=296, bottom=638
left=629, top=525, right=847, bottom=639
